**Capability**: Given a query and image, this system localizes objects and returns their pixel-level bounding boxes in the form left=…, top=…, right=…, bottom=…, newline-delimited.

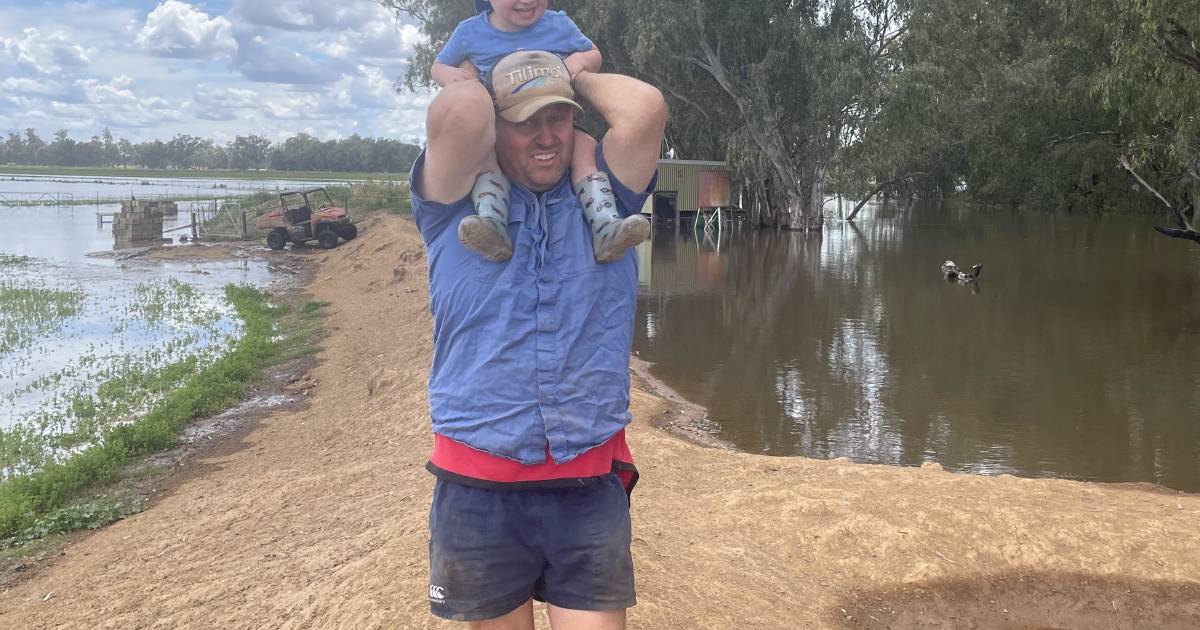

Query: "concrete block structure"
left=113, top=199, right=174, bottom=248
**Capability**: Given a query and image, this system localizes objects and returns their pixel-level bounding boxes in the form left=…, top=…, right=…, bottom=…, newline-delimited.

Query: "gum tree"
left=1055, top=0, right=1200, bottom=243
left=380, top=0, right=908, bottom=232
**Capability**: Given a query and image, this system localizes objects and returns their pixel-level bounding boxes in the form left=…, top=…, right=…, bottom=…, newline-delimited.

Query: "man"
left=410, top=50, right=667, bottom=630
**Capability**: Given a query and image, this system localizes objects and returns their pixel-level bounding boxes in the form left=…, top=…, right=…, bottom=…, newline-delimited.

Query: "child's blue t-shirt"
left=436, top=10, right=594, bottom=82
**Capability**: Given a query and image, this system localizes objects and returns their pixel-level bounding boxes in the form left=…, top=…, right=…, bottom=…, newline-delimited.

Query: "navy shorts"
left=428, top=474, right=636, bottom=621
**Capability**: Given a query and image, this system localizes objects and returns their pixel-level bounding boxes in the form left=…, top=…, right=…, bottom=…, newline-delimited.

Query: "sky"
left=0, top=0, right=432, bottom=145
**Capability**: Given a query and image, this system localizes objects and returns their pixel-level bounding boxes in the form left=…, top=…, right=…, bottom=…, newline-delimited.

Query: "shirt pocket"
left=469, top=217, right=522, bottom=284
left=549, top=210, right=597, bottom=279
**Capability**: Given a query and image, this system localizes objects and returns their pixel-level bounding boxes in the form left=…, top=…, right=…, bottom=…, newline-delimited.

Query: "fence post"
left=241, top=209, right=248, bottom=239
left=191, top=212, right=199, bottom=242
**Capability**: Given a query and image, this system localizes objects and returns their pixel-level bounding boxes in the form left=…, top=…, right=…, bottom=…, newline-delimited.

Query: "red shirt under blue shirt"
left=410, top=144, right=655, bottom=494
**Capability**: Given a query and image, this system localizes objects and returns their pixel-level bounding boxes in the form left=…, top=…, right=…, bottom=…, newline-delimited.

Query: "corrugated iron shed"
left=643, top=159, right=734, bottom=217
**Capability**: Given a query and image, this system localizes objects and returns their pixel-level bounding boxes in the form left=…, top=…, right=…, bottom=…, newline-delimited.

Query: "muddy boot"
left=459, top=170, right=513, bottom=262
left=575, top=171, right=650, bottom=263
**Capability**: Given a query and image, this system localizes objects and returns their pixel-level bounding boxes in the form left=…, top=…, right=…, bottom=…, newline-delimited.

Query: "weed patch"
left=0, top=281, right=85, bottom=355
left=0, top=285, right=319, bottom=541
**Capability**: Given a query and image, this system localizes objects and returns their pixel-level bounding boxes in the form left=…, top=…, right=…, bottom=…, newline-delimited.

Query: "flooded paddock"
left=634, top=202, right=1200, bottom=491
left=0, top=175, right=322, bottom=476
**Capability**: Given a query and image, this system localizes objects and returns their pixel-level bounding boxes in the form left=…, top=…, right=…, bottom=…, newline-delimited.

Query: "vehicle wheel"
left=339, top=223, right=358, bottom=241
left=317, top=229, right=339, bottom=249
left=266, top=230, right=287, bottom=250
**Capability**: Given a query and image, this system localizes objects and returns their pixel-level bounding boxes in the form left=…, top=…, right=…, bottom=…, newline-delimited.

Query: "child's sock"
left=575, top=171, right=650, bottom=263
left=458, top=169, right=513, bottom=262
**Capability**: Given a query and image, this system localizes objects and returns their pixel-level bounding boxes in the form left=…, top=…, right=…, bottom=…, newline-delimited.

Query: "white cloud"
left=232, top=32, right=345, bottom=84
left=1, top=0, right=433, bottom=143
left=193, top=84, right=262, bottom=110
left=0, top=27, right=92, bottom=76
left=136, top=0, right=237, bottom=59
left=231, top=0, right=387, bottom=32
left=322, top=20, right=425, bottom=62
left=0, top=77, right=86, bottom=103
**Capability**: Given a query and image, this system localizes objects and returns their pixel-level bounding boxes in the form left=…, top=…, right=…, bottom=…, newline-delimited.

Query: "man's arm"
left=419, top=80, right=495, bottom=204
left=572, top=72, right=667, bottom=192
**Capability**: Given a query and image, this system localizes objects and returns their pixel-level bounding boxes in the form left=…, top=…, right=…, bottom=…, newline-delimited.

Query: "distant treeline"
left=1, top=128, right=422, bottom=174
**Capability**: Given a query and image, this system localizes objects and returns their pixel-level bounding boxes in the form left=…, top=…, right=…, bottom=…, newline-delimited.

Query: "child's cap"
left=475, top=0, right=489, bottom=12
left=491, top=51, right=583, bottom=123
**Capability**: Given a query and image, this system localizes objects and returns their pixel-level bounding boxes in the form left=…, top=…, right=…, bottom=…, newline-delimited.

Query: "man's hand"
left=573, top=72, right=667, bottom=193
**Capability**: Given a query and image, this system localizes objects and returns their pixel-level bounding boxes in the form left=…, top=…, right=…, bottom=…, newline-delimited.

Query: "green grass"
left=0, top=285, right=321, bottom=541
left=0, top=497, right=140, bottom=550
left=0, top=165, right=407, bottom=182
left=0, top=282, right=85, bottom=354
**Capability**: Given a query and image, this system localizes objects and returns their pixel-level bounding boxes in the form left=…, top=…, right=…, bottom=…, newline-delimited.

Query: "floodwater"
left=633, top=202, right=1200, bottom=491
left=0, top=173, right=348, bottom=204
left=0, top=176, right=296, bottom=435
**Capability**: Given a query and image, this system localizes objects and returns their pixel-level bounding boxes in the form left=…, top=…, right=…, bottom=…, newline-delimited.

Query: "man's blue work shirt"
left=411, top=145, right=656, bottom=465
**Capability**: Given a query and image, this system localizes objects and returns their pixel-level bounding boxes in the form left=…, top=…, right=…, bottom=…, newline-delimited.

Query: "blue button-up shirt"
left=411, top=145, right=656, bottom=464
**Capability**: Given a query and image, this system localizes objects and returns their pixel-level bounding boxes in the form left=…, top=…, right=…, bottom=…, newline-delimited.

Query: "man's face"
left=488, top=0, right=548, bottom=31
left=495, top=103, right=575, bottom=193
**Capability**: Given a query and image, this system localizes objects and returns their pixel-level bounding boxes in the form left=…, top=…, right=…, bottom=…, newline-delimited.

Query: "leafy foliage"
left=381, top=0, right=1200, bottom=226
left=0, top=129, right=421, bottom=174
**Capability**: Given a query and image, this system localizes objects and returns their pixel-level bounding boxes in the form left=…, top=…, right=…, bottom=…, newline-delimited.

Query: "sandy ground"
left=2, top=213, right=1199, bottom=629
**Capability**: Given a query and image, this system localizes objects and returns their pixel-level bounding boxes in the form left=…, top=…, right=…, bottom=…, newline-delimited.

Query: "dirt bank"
left=1, top=213, right=1198, bottom=629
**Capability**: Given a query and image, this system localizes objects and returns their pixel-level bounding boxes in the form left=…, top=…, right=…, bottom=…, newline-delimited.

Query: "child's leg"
left=459, top=151, right=514, bottom=262
left=571, top=130, right=650, bottom=263
left=446, top=80, right=513, bottom=262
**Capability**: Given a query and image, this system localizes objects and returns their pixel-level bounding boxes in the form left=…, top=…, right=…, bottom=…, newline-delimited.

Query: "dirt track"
left=2, top=213, right=1198, bottom=629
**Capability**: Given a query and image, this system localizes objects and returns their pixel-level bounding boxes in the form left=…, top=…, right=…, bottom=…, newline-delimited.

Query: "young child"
left=431, top=0, right=650, bottom=263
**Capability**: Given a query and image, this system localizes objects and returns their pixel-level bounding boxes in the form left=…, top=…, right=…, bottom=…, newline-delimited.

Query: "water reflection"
left=635, top=203, right=1200, bottom=491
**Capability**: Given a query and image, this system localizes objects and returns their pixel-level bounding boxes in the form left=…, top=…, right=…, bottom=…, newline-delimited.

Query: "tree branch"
left=1119, top=155, right=1200, bottom=244
left=1154, top=19, right=1200, bottom=77
left=846, top=173, right=925, bottom=221
left=1047, top=131, right=1119, bottom=147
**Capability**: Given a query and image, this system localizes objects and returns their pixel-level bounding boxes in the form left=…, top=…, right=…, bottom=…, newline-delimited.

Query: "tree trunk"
left=684, top=5, right=822, bottom=233
left=785, top=164, right=826, bottom=231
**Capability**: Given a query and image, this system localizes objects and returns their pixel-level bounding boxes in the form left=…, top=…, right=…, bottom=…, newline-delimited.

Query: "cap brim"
left=499, top=96, right=583, bottom=123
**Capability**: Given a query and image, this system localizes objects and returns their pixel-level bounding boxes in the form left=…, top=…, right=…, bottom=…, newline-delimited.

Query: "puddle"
left=831, top=572, right=1200, bottom=629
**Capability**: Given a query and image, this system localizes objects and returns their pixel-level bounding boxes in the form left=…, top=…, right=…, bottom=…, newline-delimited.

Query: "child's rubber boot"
left=575, top=171, right=650, bottom=263
left=459, top=170, right=513, bottom=262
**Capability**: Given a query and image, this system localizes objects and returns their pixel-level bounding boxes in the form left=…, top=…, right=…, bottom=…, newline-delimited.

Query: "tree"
left=24, top=129, right=46, bottom=166
left=845, top=0, right=1139, bottom=214
left=101, top=127, right=118, bottom=166
left=1052, top=0, right=1200, bottom=243
left=382, top=0, right=907, bottom=232
left=3, top=132, right=25, bottom=164
left=117, top=139, right=134, bottom=167
left=228, top=135, right=273, bottom=170
left=49, top=129, right=77, bottom=167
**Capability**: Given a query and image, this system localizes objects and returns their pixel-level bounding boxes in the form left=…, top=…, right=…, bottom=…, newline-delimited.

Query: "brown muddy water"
left=633, top=202, right=1200, bottom=491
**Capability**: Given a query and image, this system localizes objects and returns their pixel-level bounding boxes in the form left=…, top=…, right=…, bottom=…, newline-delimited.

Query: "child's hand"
left=432, top=60, right=480, bottom=87
left=443, top=67, right=481, bottom=84
left=564, top=48, right=602, bottom=79
left=564, top=56, right=587, bottom=79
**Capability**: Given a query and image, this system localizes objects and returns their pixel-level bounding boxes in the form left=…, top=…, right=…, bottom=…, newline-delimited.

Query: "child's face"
left=487, top=0, right=548, bottom=32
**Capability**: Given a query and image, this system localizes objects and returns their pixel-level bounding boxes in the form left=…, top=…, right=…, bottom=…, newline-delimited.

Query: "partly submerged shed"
left=642, top=159, right=734, bottom=219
